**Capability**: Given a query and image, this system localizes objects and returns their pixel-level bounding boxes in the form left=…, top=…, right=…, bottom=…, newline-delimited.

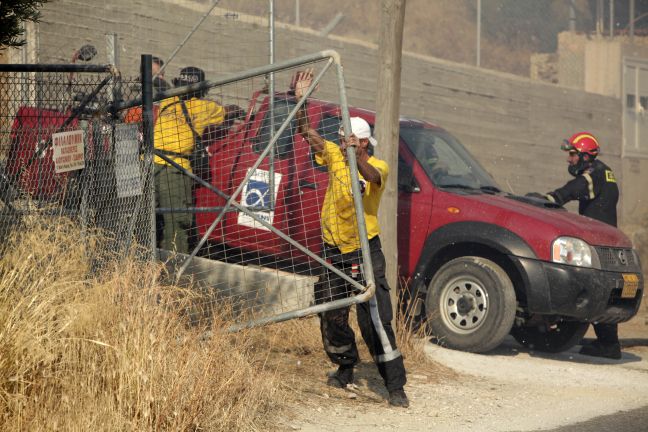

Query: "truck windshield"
left=400, top=125, right=500, bottom=190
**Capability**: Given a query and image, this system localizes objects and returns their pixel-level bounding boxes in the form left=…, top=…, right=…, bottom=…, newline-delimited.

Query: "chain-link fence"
left=10, top=0, right=648, bottom=103
left=0, top=64, right=154, bottom=262
left=12, top=0, right=648, bottom=100
left=6, top=0, right=648, bottom=108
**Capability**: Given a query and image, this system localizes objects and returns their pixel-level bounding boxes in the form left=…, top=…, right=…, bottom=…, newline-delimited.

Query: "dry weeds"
left=0, top=218, right=446, bottom=430
left=0, top=219, right=281, bottom=431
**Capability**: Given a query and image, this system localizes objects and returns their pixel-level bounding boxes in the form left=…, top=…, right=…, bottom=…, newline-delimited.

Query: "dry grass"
left=0, top=218, right=282, bottom=431
left=1, top=218, right=447, bottom=430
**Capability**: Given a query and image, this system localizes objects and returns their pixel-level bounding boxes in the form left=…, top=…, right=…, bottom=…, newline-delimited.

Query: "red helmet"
left=561, top=132, right=600, bottom=157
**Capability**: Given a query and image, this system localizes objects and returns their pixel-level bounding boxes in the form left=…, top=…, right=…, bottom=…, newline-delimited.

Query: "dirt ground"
left=277, top=296, right=648, bottom=432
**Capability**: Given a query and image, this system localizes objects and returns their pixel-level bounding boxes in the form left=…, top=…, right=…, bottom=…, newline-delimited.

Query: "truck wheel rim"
left=439, top=277, right=489, bottom=333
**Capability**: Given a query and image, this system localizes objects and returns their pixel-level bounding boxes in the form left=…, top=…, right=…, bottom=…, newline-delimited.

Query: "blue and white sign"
left=238, top=168, right=282, bottom=231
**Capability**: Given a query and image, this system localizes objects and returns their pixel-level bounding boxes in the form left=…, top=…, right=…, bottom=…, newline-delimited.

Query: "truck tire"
left=425, top=256, right=516, bottom=353
left=511, top=321, right=590, bottom=353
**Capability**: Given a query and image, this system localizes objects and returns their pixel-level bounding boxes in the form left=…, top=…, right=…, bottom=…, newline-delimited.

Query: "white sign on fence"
left=52, top=130, right=85, bottom=173
left=114, top=124, right=142, bottom=198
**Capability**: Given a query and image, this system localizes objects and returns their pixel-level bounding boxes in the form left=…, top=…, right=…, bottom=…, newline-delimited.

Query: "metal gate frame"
left=118, top=50, right=377, bottom=330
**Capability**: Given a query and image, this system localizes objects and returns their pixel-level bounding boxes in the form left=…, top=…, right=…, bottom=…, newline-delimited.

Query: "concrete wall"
left=7, top=0, right=646, bottom=229
left=557, top=32, right=586, bottom=90
left=585, top=39, right=623, bottom=98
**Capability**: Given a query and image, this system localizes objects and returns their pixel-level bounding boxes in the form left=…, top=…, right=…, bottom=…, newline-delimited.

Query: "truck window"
left=253, top=98, right=296, bottom=159
left=318, top=114, right=341, bottom=145
left=400, top=126, right=498, bottom=189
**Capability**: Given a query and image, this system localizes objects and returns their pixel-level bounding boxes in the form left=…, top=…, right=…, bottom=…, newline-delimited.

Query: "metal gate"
left=130, top=51, right=376, bottom=330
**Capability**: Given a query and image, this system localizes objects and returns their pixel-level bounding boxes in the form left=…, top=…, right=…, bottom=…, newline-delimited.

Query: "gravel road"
left=282, top=333, right=648, bottom=432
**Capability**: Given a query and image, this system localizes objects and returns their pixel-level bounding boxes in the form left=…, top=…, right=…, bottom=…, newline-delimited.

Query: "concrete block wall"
left=11, top=0, right=645, bottom=228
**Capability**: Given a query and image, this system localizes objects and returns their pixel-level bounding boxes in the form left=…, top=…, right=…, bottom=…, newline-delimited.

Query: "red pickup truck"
left=194, top=91, right=644, bottom=353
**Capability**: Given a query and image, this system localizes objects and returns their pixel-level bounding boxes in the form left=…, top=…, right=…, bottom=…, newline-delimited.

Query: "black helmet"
left=173, top=66, right=208, bottom=99
left=173, top=66, right=205, bottom=87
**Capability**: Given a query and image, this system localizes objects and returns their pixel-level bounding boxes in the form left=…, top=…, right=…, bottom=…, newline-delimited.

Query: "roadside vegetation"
left=0, top=218, right=281, bottom=431
left=0, top=218, right=446, bottom=430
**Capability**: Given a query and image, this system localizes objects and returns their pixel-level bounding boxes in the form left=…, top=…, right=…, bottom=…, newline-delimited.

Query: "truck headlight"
left=551, top=237, right=600, bottom=269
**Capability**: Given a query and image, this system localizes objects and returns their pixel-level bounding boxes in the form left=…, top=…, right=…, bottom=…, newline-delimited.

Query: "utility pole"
left=375, top=0, right=406, bottom=313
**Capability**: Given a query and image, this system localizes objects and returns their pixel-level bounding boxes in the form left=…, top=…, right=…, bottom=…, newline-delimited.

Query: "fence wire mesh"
left=32, top=2, right=271, bottom=87
left=139, top=52, right=376, bottom=328
left=13, top=1, right=648, bottom=102
left=0, top=67, right=154, bottom=262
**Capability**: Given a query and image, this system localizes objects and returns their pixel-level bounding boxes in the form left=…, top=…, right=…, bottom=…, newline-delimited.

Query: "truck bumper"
left=513, top=256, right=643, bottom=323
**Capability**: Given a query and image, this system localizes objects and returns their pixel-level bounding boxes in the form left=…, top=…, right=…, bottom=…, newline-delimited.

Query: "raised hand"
left=294, top=68, right=315, bottom=100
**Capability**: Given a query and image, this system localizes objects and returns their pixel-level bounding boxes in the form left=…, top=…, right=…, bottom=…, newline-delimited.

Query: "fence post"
left=141, top=54, right=157, bottom=260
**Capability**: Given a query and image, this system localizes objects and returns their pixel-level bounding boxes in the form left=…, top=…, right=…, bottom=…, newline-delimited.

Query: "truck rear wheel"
left=425, top=256, right=516, bottom=353
left=511, top=321, right=590, bottom=353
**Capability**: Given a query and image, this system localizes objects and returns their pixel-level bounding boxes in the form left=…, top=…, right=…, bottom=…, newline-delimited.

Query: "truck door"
left=397, top=127, right=436, bottom=279
left=195, top=91, right=264, bottom=246
left=224, top=97, right=298, bottom=258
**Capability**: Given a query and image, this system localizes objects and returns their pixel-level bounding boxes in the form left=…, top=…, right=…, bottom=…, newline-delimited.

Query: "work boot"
left=326, top=365, right=354, bottom=388
left=388, top=388, right=410, bottom=408
left=579, top=340, right=622, bottom=360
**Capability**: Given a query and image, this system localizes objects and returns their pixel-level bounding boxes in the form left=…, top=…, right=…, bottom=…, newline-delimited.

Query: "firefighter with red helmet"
left=543, top=131, right=622, bottom=359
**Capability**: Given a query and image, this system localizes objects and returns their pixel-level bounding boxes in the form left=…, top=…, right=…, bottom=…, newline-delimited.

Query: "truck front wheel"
left=425, top=256, right=516, bottom=353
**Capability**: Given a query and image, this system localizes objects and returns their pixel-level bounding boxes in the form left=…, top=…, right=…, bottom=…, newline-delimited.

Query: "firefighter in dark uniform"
left=543, top=131, right=622, bottom=359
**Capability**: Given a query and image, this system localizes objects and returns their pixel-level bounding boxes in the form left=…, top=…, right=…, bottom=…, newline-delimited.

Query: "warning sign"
left=52, top=130, right=85, bottom=173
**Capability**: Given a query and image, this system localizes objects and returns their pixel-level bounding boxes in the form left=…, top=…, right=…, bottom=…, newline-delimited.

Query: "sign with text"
left=52, top=130, right=85, bottom=173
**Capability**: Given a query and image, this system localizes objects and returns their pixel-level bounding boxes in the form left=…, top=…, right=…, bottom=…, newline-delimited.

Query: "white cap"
left=339, top=117, right=377, bottom=147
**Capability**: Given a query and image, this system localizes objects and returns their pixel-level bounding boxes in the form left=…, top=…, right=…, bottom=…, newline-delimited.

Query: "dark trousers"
left=316, top=236, right=407, bottom=392
left=155, top=163, right=192, bottom=253
left=593, top=322, right=619, bottom=346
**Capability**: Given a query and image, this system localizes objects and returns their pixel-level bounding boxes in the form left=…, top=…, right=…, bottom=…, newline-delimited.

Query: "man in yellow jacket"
left=154, top=66, right=224, bottom=253
left=294, top=69, right=409, bottom=408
